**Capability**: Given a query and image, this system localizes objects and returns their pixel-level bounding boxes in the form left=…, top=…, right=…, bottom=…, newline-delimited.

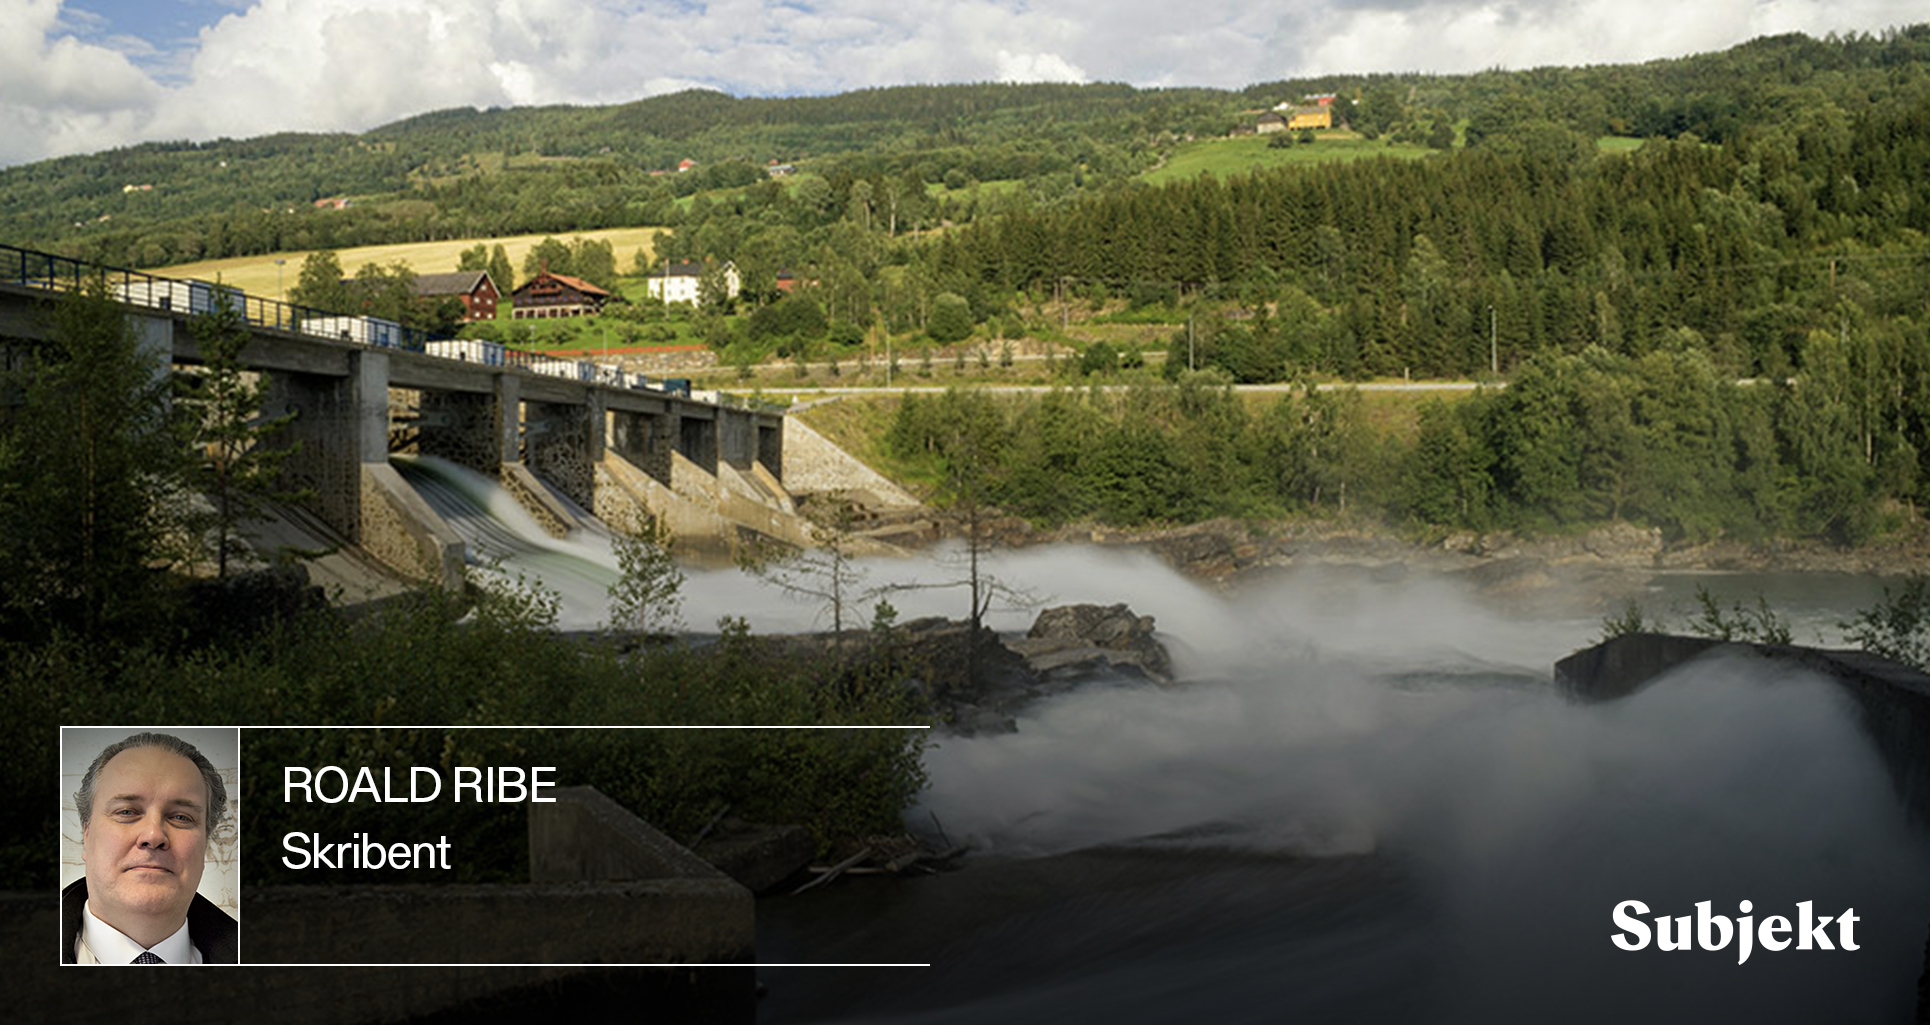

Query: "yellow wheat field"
left=152, top=227, right=668, bottom=298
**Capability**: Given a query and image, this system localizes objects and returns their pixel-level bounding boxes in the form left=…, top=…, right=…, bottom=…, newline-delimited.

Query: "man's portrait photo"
left=60, top=728, right=240, bottom=965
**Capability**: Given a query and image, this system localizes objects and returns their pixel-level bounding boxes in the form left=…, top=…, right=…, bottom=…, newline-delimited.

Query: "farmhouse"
left=1270, top=96, right=1336, bottom=130
left=646, top=260, right=740, bottom=305
left=1287, top=107, right=1333, bottom=130
left=510, top=271, right=613, bottom=319
left=412, top=271, right=500, bottom=321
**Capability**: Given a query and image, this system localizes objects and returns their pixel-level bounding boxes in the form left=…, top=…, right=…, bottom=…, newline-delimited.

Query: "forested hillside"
left=938, top=100, right=1930, bottom=381
left=7, top=26, right=1930, bottom=545
left=0, top=82, right=1231, bottom=268
left=7, top=28, right=1926, bottom=274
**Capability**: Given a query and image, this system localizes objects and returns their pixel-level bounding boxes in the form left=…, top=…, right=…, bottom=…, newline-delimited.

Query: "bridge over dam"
left=0, top=245, right=920, bottom=589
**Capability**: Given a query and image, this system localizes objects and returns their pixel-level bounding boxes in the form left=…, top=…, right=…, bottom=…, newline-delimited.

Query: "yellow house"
left=1287, top=107, right=1332, bottom=131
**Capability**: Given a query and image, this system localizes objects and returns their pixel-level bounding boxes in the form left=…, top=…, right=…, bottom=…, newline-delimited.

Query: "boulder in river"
left=1009, top=603, right=1174, bottom=686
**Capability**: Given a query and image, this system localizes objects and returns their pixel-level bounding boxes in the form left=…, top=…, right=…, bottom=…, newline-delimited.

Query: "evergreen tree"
left=0, top=277, right=191, bottom=640
left=928, top=292, right=973, bottom=343
left=181, top=297, right=305, bottom=578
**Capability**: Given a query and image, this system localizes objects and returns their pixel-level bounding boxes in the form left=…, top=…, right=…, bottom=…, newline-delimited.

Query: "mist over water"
left=394, top=460, right=1930, bottom=1022
left=802, top=609, right=1930, bottom=1023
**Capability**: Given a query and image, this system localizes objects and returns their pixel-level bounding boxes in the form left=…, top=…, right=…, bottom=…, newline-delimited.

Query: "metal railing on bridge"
left=0, top=241, right=455, bottom=353
left=0, top=242, right=705, bottom=401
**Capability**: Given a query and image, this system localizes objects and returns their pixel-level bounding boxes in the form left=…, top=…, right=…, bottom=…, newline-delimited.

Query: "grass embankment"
left=791, top=392, right=944, bottom=492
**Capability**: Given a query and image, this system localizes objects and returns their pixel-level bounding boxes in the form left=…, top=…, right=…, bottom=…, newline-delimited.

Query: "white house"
left=646, top=260, right=740, bottom=305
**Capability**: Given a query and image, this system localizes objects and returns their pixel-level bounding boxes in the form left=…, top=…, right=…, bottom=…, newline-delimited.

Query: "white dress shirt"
left=75, top=900, right=202, bottom=965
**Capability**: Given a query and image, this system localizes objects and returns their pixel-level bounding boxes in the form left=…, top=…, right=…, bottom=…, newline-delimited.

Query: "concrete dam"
left=0, top=244, right=922, bottom=588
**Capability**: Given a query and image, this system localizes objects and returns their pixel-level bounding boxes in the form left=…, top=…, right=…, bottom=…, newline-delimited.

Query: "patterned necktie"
left=132, top=951, right=165, bottom=964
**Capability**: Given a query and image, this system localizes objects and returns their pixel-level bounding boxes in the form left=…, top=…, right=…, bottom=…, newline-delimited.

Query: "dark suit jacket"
left=60, top=876, right=239, bottom=964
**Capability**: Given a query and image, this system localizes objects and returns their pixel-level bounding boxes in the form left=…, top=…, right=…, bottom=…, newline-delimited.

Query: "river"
left=397, top=455, right=1930, bottom=1023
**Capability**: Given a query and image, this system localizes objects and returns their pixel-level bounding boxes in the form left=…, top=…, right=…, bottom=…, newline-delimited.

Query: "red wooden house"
left=412, top=271, right=500, bottom=321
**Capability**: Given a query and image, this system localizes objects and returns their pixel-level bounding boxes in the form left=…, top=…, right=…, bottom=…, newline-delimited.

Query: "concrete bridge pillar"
left=262, top=350, right=463, bottom=588
left=262, top=349, right=388, bottom=540
left=586, top=389, right=607, bottom=466
left=756, top=418, right=783, bottom=480
left=525, top=400, right=599, bottom=510
left=417, top=389, right=505, bottom=478
left=675, top=409, right=718, bottom=476
left=495, top=372, right=521, bottom=464
left=718, top=407, right=756, bottom=471
left=130, top=313, right=174, bottom=403
left=610, top=408, right=674, bottom=485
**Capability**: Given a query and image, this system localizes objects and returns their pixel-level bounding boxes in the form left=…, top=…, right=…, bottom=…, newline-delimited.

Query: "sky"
left=2, top=0, right=1923, bottom=168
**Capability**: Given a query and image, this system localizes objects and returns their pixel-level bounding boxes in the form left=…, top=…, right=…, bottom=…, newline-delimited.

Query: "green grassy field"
left=1142, top=133, right=1434, bottom=184
left=152, top=227, right=669, bottom=297
left=494, top=307, right=716, bottom=352
left=925, top=178, right=1027, bottom=200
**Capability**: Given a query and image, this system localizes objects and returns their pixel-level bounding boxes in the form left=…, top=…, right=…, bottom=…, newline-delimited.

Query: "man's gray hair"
left=74, top=732, right=227, bottom=833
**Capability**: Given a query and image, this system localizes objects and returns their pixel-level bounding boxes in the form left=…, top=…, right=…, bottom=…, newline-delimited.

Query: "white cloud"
left=994, top=49, right=1087, bottom=83
left=0, top=0, right=161, bottom=164
left=0, top=0, right=1925, bottom=167
left=148, top=0, right=568, bottom=140
left=1301, top=0, right=1921, bottom=76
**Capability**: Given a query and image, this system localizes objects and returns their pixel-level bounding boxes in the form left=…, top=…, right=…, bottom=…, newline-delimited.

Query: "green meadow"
left=1140, top=132, right=1435, bottom=184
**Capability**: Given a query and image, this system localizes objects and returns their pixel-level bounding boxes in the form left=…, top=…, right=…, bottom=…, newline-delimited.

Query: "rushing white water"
left=393, top=458, right=1929, bottom=1022
left=396, top=455, right=623, bottom=618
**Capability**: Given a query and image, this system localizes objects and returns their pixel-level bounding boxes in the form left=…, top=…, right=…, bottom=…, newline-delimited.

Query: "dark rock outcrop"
left=896, top=617, right=1038, bottom=698
left=754, top=604, right=1175, bottom=735
left=1009, top=603, right=1174, bottom=686
left=914, top=603, right=1176, bottom=732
